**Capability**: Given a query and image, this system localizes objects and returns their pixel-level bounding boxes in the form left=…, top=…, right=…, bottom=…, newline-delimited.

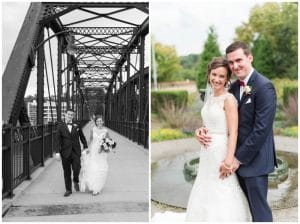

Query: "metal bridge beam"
left=37, top=28, right=45, bottom=125
left=57, top=35, right=63, bottom=121
left=82, top=78, right=111, bottom=82
left=108, top=17, right=149, bottom=91
left=78, top=67, right=113, bottom=72
left=2, top=3, right=45, bottom=124
left=66, top=27, right=137, bottom=35
left=76, top=46, right=132, bottom=54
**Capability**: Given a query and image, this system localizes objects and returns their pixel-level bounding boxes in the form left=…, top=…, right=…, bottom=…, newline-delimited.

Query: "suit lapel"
left=230, top=81, right=241, bottom=104
left=70, top=125, right=75, bottom=135
left=239, top=70, right=257, bottom=109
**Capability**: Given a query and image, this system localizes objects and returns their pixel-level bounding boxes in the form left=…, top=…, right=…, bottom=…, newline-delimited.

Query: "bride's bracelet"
left=222, top=161, right=232, bottom=170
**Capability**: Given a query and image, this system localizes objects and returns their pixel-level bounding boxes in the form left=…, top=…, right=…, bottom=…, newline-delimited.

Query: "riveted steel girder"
left=78, top=67, right=113, bottom=72
left=66, top=27, right=137, bottom=35
left=81, top=78, right=111, bottom=82
left=76, top=46, right=133, bottom=54
left=2, top=3, right=45, bottom=124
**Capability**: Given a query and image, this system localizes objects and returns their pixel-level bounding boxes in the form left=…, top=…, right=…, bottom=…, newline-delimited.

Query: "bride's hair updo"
left=206, top=57, right=231, bottom=85
left=94, top=115, right=104, bottom=124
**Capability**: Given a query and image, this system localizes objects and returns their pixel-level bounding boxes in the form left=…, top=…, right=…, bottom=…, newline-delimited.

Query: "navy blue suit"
left=229, top=70, right=277, bottom=222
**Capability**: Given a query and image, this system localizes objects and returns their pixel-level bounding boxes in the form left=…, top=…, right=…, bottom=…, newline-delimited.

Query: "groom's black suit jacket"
left=56, top=121, right=88, bottom=158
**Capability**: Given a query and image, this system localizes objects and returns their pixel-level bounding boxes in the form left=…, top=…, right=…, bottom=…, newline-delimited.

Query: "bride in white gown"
left=79, top=115, right=109, bottom=195
left=152, top=57, right=251, bottom=222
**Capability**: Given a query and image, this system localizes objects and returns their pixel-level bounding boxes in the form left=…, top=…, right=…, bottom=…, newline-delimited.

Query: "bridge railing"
left=2, top=120, right=90, bottom=198
left=2, top=123, right=56, bottom=198
left=106, top=120, right=148, bottom=148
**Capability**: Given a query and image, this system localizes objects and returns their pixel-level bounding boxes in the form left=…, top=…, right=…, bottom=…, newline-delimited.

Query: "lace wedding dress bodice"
left=201, top=93, right=229, bottom=134
left=79, top=126, right=108, bottom=193
left=92, top=127, right=107, bottom=139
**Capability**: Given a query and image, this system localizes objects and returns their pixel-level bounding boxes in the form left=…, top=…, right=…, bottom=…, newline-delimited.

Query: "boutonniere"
left=244, top=85, right=252, bottom=95
left=73, top=124, right=78, bottom=127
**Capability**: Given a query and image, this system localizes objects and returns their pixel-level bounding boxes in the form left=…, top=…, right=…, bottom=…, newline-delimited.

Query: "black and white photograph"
left=2, top=1, right=149, bottom=222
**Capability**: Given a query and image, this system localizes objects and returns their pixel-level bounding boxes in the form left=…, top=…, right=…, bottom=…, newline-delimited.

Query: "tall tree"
left=179, top=54, right=200, bottom=81
left=252, top=35, right=275, bottom=78
left=153, top=42, right=181, bottom=82
left=197, top=26, right=221, bottom=90
left=235, top=2, right=298, bottom=79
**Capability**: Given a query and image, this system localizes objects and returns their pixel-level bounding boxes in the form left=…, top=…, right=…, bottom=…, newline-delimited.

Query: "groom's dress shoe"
left=74, top=183, right=80, bottom=192
left=64, top=191, right=72, bottom=197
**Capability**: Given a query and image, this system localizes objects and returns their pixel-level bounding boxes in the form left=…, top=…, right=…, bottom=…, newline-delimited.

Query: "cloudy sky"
left=2, top=2, right=30, bottom=69
left=2, top=1, right=149, bottom=96
left=151, top=0, right=264, bottom=55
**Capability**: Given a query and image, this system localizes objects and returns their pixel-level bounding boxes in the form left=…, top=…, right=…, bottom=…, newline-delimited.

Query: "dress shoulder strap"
left=224, top=92, right=238, bottom=106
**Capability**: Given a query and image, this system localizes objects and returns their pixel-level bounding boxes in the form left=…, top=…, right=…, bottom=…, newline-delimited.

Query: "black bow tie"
left=67, top=122, right=72, bottom=125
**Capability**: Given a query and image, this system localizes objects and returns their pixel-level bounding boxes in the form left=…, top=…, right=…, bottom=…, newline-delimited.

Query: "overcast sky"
left=151, top=0, right=264, bottom=56
left=1, top=1, right=149, bottom=96
left=2, top=2, right=30, bottom=69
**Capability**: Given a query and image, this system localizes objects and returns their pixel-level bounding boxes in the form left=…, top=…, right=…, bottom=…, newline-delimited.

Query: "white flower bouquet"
left=98, top=137, right=117, bottom=153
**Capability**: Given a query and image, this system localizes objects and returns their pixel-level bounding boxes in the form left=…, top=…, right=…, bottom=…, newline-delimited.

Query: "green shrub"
left=282, top=86, right=298, bottom=125
left=275, top=110, right=285, bottom=122
left=158, top=101, right=189, bottom=129
left=281, top=126, right=298, bottom=137
left=283, top=86, right=298, bottom=106
left=272, top=78, right=297, bottom=102
left=151, top=128, right=188, bottom=142
left=151, top=90, right=188, bottom=113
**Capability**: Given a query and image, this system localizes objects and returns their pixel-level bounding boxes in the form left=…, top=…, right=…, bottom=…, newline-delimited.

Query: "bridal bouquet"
left=98, top=137, right=117, bottom=153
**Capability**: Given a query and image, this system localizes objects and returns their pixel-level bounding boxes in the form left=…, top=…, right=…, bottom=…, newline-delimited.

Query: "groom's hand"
left=195, top=127, right=212, bottom=148
left=231, top=157, right=240, bottom=172
left=55, top=153, right=61, bottom=161
left=82, top=149, right=89, bottom=155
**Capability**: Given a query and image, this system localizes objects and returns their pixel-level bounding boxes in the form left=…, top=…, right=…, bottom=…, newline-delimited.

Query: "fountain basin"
left=151, top=151, right=297, bottom=209
left=184, top=157, right=289, bottom=187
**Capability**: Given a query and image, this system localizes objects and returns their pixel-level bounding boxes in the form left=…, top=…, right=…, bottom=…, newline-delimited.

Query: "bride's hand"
left=219, top=161, right=233, bottom=179
left=82, top=149, right=89, bottom=155
left=195, top=127, right=212, bottom=148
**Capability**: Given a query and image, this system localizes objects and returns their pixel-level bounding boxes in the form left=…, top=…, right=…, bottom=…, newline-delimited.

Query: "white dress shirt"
left=239, top=68, right=254, bottom=100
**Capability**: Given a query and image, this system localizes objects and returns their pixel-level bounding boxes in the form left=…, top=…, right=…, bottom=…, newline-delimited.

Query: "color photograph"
left=151, top=1, right=298, bottom=222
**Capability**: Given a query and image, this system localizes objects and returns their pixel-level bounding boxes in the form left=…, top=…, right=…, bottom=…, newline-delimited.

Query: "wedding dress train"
left=79, top=127, right=108, bottom=193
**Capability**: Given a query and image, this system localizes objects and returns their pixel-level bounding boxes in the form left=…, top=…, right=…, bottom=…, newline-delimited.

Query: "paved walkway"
left=151, top=135, right=298, bottom=222
left=152, top=135, right=298, bottom=162
left=3, top=122, right=149, bottom=222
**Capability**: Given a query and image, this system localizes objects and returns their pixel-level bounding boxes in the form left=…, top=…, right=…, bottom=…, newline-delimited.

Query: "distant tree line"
left=152, top=2, right=297, bottom=90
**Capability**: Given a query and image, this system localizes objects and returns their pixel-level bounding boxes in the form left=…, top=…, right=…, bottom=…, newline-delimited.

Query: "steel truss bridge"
left=2, top=2, right=149, bottom=198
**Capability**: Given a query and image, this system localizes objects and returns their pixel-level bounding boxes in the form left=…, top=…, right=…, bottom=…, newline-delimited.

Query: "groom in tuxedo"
left=56, top=109, right=88, bottom=196
left=196, top=41, right=277, bottom=221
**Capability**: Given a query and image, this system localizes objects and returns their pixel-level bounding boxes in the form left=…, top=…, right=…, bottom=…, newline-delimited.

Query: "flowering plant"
left=244, top=85, right=252, bottom=95
left=98, top=137, right=117, bottom=153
